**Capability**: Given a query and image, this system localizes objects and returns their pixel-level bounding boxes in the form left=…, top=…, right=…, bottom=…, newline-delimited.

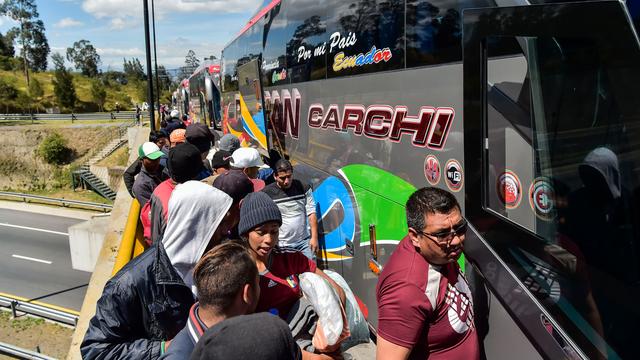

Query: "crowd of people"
left=81, top=116, right=480, bottom=359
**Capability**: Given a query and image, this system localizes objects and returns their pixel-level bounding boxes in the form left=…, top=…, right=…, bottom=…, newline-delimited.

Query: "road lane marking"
left=0, top=222, right=68, bottom=236
left=12, top=254, right=52, bottom=265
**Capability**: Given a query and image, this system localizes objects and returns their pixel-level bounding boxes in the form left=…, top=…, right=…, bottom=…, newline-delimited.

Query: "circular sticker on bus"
left=424, top=155, right=441, bottom=186
left=445, top=159, right=463, bottom=192
left=529, top=178, right=555, bottom=220
left=497, top=170, right=522, bottom=209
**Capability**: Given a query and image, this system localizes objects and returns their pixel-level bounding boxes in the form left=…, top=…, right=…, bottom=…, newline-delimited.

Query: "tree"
left=28, top=76, right=43, bottom=98
left=91, top=79, right=107, bottom=112
left=184, top=49, right=199, bottom=73
left=66, top=40, right=101, bottom=77
left=123, top=57, right=145, bottom=81
left=51, top=53, right=76, bottom=110
left=0, top=31, right=14, bottom=57
left=15, top=90, right=31, bottom=113
left=154, top=65, right=172, bottom=91
left=1, top=0, right=50, bottom=84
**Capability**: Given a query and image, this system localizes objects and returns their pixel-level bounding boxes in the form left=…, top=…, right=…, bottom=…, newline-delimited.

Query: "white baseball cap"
left=170, top=109, right=180, bottom=118
left=230, top=147, right=264, bottom=168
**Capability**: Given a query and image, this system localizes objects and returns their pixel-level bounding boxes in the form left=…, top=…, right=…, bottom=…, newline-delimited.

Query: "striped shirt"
left=262, top=179, right=316, bottom=249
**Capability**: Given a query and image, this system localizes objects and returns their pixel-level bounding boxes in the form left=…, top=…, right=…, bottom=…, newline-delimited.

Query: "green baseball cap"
left=138, top=142, right=165, bottom=160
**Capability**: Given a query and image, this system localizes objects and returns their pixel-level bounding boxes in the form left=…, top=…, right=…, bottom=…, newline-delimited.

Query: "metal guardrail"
left=0, top=341, right=56, bottom=360
left=0, top=293, right=79, bottom=326
left=0, top=192, right=113, bottom=212
left=0, top=111, right=136, bottom=122
left=112, top=199, right=147, bottom=275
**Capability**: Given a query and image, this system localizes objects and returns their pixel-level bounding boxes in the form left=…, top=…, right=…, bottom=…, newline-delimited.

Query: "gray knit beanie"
left=239, top=192, right=282, bottom=235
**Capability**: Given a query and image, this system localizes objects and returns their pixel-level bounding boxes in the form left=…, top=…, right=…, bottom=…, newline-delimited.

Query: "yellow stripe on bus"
left=238, top=93, right=267, bottom=148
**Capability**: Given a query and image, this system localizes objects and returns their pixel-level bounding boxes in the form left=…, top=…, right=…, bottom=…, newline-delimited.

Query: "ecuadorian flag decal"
left=238, top=93, right=268, bottom=149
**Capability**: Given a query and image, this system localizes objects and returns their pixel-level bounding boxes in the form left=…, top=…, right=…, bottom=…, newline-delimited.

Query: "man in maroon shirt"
left=376, top=187, right=479, bottom=360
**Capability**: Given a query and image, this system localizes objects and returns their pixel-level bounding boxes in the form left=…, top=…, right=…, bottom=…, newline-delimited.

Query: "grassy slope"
left=0, top=70, right=144, bottom=112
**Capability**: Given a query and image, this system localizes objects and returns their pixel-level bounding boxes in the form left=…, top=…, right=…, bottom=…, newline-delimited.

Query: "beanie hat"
left=168, top=143, right=204, bottom=183
left=238, top=192, right=282, bottom=235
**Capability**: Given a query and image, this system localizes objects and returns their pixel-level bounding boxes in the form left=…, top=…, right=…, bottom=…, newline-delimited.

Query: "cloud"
left=54, top=17, right=84, bottom=28
left=109, top=18, right=139, bottom=30
left=97, top=47, right=145, bottom=57
left=82, top=0, right=262, bottom=20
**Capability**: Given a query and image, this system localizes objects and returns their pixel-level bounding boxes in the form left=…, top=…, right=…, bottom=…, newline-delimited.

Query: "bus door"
left=463, top=2, right=640, bottom=359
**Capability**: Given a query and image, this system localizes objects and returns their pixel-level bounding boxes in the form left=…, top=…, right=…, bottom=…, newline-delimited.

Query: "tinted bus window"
left=239, top=17, right=264, bottom=68
left=484, top=33, right=640, bottom=359
left=327, top=0, right=404, bottom=78
left=262, top=2, right=289, bottom=87
left=222, top=40, right=239, bottom=92
left=407, top=0, right=494, bottom=67
left=284, top=0, right=327, bottom=83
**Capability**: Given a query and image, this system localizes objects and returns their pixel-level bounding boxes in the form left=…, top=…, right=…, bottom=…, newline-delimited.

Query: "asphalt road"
left=0, top=208, right=90, bottom=312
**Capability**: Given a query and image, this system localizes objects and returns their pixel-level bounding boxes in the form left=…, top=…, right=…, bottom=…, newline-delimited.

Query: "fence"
left=0, top=342, right=56, bottom=360
left=0, top=293, right=79, bottom=327
left=0, top=192, right=113, bottom=212
left=0, top=111, right=136, bottom=122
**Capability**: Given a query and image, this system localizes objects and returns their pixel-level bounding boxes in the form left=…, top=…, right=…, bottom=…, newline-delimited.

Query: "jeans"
left=284, top=240, right=315, bottom=261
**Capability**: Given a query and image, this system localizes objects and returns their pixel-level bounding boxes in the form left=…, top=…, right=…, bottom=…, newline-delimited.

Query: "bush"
left=0, top=78, right=18, bottom=100
left=37, top=133, right=72, bottom=165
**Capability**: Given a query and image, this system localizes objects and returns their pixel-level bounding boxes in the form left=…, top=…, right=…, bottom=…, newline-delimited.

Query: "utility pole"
left=143, top=0, right=155, bottom=131
left=151, top=0, right=160, bottom=109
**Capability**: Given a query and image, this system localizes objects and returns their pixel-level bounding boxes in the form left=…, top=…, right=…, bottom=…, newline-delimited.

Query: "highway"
left=0, top=208, right=91, bottom=312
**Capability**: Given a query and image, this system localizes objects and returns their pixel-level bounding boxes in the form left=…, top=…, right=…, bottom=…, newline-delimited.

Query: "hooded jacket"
left=81, top=181, right=233, bottom=359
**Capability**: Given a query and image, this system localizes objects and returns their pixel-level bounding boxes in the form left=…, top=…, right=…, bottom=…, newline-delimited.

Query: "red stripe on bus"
left=354, top=294, right=369, bottom=319
left=237, top=0, right=282, bottom=37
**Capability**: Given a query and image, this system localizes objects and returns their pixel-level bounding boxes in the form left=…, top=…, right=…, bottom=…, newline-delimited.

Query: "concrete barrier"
left=68, top=217, right=111, bottom=273
left=66, top=126, right=149, bottom=360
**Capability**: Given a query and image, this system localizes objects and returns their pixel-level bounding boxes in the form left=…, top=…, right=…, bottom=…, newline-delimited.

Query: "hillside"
left=0, top=70, right=146, bottom=113
left=0, top=124, right=121, bottom=203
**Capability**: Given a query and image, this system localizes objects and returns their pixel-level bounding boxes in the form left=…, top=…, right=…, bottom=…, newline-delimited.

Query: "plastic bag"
left=299, top=272, right=346, bottom=348
left=324, top=270, right=371, bottom=351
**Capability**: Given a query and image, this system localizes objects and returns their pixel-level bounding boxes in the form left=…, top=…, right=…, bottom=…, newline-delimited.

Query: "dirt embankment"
left=0, top=310, right=73, bottom=359
left=0, top=125, right=118, bottom=192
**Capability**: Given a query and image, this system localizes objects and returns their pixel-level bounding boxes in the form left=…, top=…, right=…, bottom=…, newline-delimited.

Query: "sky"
left=0, top=0, right=264, bottom=72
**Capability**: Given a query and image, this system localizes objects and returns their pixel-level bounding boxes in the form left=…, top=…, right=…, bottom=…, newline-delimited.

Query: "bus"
left=188, top=61, right=223, bottom=128
left=220, top=0, right=640, bottom=358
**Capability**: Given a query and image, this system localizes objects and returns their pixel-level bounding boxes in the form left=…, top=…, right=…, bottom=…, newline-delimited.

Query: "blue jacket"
left=159, top=303, right=207, bottom=359
left=81, top=241, right=194, bottom=359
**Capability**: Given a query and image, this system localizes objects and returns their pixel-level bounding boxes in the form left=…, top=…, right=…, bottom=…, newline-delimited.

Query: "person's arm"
left=314, top=267, right=346, bottom=307
left=377, top=335, right=412, bottom=360
left=308, top=213, right=319, bottom=254
left=123, top=159, right=142, bottom=197
left=304, top=186, right=319, bottom=254
left=81, top=278, right=162, bottom=359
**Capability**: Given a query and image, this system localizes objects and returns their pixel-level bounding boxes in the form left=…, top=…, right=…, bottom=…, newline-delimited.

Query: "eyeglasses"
left=413, top=219, right=468, bottom=248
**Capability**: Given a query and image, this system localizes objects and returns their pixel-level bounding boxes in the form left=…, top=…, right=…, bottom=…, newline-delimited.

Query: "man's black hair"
left=274, top=159, right=293, bottom=173
left=406, top=187, right=460, bottom=231
left=149, top=130, right=167, bottom=144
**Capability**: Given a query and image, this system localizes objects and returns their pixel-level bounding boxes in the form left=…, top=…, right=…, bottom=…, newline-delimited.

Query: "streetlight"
left=143, top=0, right=155, bottom=131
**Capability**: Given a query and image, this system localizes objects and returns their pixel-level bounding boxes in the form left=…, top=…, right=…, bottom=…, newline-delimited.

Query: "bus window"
left=483, top=32, right=640, bottom=359
left=222, top=41, right=239, bottom=92
left=407, top=0, right=495, bottom=67
left=326, top=0, right=404, bottom=78
left=285, top=0, right=327, bottom=83
left=262, top=1, right=289, bottom=87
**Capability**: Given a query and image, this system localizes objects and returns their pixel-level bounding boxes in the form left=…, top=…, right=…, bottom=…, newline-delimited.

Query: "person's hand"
left=310, top=237, right=319, bottom=254
left=164, top=339, right=172, bottom=350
